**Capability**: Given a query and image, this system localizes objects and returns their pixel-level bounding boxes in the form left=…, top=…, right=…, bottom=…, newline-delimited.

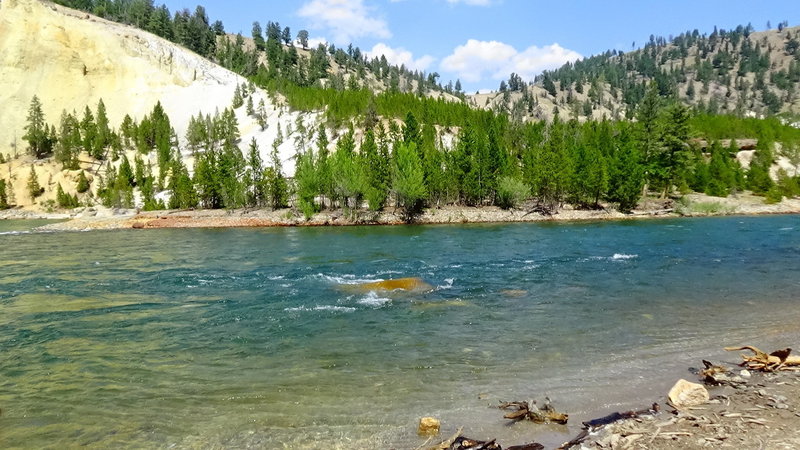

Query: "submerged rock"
left=343, top=277, right=433, bottom=293
left=418, top=416, right=440, bottom=436
left=668, top=379, right=709, bottom=408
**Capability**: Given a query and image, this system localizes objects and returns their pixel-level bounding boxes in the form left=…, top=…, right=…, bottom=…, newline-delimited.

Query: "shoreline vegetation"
left=2, top=192, right=799, bottom=231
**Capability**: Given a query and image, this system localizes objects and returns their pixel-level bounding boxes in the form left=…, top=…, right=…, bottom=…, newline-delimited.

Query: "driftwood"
left=499, top=399, right=568, bottom=424
left=557, top=403, right=660, bottom=449
left=428, top=428, right=543, bottom=450
left=700, top=360, right=747, bottom=387
left=428, top=427, right=463, bottom=450
left=581, top=403, right=660, bottom=430
left=725, top=345, right=800, bottom=371
left=429, top=430, right=500, bottom=450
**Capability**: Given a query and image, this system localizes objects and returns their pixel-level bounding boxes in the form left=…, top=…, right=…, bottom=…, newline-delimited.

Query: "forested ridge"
left=487, top=21, right=800, bottom=122
left=2, top=0, right=800, bottom=220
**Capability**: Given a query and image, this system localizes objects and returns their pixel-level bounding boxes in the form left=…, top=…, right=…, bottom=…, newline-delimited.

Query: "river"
left=1, top=216, right=799, bottom=448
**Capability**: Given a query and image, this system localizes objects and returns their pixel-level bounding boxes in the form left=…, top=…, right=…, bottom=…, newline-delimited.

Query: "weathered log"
left=502, top=408, right=529, bottom=421
left=506, top=444, right=544, bottom=450
left=581, top=403, right=660, bottom=429
left=429, top=427, right=463, bottom=450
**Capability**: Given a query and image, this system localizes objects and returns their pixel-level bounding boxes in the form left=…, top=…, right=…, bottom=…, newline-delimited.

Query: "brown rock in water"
left=345, top=277, right=433, bottom=293
left=668, top=379, right=709, bottom=408
left=131, top=222, right=145, bottom=229
left=418, top=416, right=440, bottom=436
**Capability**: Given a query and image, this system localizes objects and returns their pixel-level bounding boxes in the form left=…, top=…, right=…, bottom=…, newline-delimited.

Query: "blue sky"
left=163, top=0, right=799, bottom=92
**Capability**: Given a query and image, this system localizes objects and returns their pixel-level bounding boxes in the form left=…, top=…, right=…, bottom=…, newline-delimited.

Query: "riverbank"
left=426, top=347, right=800, bottom=450
left=576, top=366, right=800, bottom=449
left=4, top=192, right=800, bottom=232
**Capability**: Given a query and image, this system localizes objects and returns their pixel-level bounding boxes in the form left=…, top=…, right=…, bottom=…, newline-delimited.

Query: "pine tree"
left=330, top=128, right=367, bottom=211
left=168, top=157, right=197, bottom=209
left=252, top=21, right=265, bottom=51
left=657, top=103, right=692, bottom=196
left=118, top=155, right=135, bottom=188
left=0, top=179, right=9, bottom=209
left=232, top=84, right=244, bottom=109
left=55, top=110, right=81, bottom=169
left=571, top=142, right=609, bottom=207
left=705, top=141, right=734, bottom=197
left=361, top=129, right=387, bottom=210
left=23, top=96, right=52, bottom=159
left=256, top=99, right=268, bottom=131
left=81, top=106, right=97, bottom=157
left=297, top=29, right=309, bottom=49
left=93, top=99, right=111, bottom=159
left=56, top=183, right=79, bottom=208
left=607, top=127, right=644, bottom=212
left=246, top=96, right=255, bottom=116
left=27, top=166, right=43, bottom=200
left=315, top=127, right=333, bottom=208
left=637, top=82, right=662, bottom=189
left=392, top=142, right=426, bottom=221
left=266, top=136, right=288, bottom=209
left=246, top=138, right=264, bottom=206
left=293, top=150, right=318, bottom=218
left=76, top=170, right=90, bottom=193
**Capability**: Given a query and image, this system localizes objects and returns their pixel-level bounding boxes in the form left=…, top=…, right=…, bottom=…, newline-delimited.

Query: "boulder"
left=668, top=379, right=709, bottom=408
left=417, top=416, right=440, bottom=436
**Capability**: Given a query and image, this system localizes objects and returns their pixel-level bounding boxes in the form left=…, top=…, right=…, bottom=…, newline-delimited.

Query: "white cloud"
left=297, top=0, right=391, bottom=46
left=366, top=43, right=435, bottom=72
left=440, top=39, right=517, bottom=82
left=307, top=36, right=329, bottom=49
left=441, top=39, right=581, bottom=84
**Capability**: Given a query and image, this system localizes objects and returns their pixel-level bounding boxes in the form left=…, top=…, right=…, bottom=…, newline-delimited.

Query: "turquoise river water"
left=1, top=216, right=799, bottom=448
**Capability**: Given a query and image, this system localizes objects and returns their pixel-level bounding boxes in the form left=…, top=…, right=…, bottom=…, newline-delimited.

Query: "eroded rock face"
left=668, top=379, right=709, bottom=408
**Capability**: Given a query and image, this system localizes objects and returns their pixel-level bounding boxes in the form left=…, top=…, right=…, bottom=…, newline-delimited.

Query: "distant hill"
left=476, top=24, right=800, bottom=122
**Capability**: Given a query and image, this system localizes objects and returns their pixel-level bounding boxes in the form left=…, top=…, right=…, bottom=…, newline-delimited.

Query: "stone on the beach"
left=739, top=369, right=751, bottom=378
left=668, top=379, right=709, bottom=408
left=417, top=416, right=440, bottom=436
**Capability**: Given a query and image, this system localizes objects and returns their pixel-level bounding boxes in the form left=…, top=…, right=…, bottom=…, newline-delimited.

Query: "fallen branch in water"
left=725, top=345, right=800, bottom=371
left=499, top=398, right=568, bottom=424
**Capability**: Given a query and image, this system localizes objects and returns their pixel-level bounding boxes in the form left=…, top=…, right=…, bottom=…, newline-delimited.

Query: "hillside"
left=1, top=0, right=799, bottom=218
left=0, top=0, right=237, bottom=155
left=476, top=24, right=800, bottom=123
left=0, top=0, right=327, bottom=208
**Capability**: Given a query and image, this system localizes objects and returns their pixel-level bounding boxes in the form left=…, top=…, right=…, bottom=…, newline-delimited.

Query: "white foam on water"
left=284, top=305, right=356, bottom=313
left=437, top=278, right=455, bottom=290
left=357, top=291, right=392, bottom=307
left=612, top=253, right=638, bottom=260
left=779, top=227, right=794, bottom=231
left=376, top=269, right=402, bottom=275
left=268, top=275, right=285, bottom=280
left=313, top=273, right=383, bottom=285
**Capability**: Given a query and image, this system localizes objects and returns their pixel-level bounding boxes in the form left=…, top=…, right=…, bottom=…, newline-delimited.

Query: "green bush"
left=765, top=186, right=784, bottom=204
left=496, top=175, right=529, bottom=209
